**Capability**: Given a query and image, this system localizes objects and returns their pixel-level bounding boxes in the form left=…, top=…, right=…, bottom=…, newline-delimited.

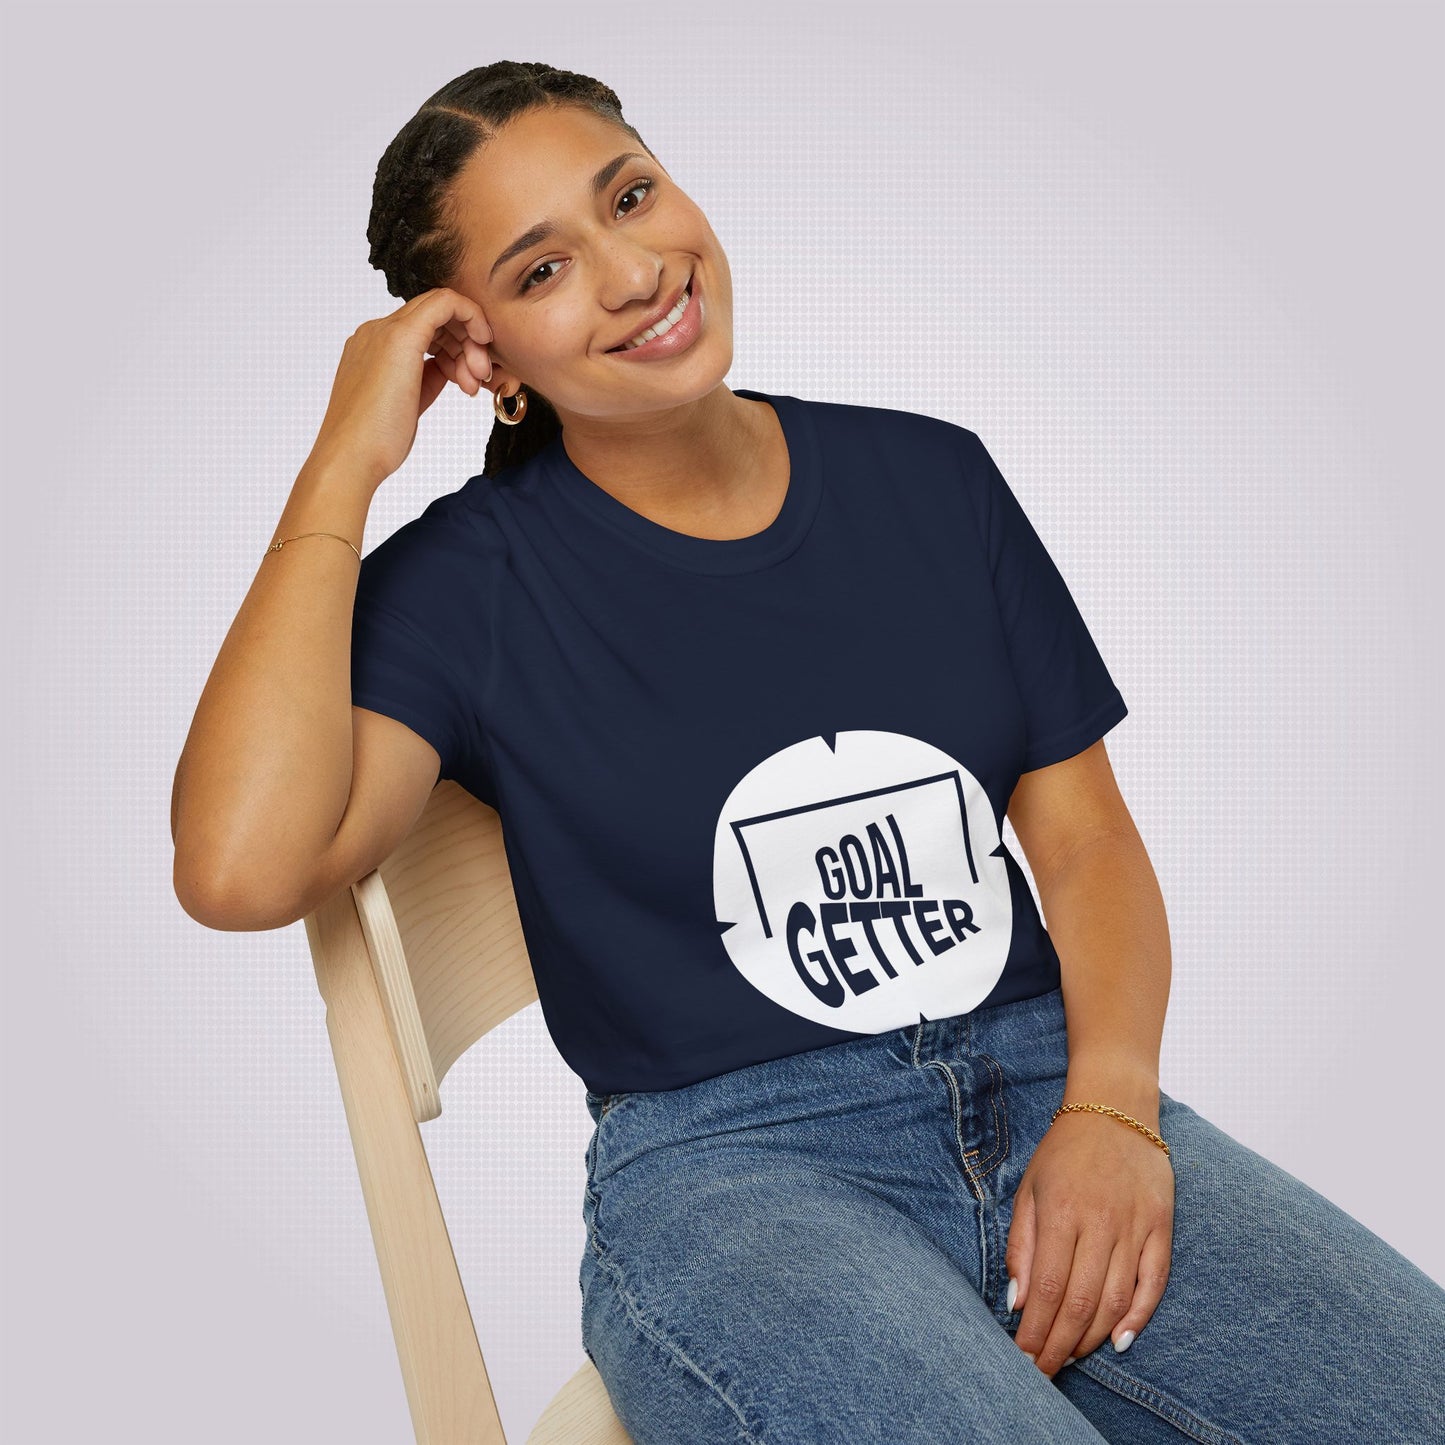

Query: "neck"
left=552, top=386, right=772, bottom=518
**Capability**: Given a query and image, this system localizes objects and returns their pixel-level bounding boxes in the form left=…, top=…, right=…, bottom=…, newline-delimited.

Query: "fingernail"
left=1112, top=1329, right=1136, bottom=1353
left=1064, top=1356, right=1077, bottom=1366
left=1006, top=1276, right=1018, bottom=1312
left=1023, top=1352, right=1037, bottom=1364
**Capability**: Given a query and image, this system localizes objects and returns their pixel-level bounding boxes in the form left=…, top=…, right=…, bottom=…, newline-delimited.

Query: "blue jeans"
left=579, top=985, right=1445, bottom=1442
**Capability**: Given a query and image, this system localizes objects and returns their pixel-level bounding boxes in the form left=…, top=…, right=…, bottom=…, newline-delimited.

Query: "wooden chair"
left=301, top=778, right=634, bottom=1444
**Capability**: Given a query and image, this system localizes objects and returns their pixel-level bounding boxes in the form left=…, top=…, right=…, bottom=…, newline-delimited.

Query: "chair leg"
left=307, top=888, right=508, bottom=1445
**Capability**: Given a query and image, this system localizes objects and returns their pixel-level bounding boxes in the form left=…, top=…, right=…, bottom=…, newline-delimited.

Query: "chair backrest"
left=302, top=780, right=631, bottom=1445
left=324, top=778, right=538, bottom=1122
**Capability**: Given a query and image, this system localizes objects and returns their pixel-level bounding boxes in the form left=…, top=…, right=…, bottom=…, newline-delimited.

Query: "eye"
left=520, top=259, right=562, bottom=293
left=517, top=177, right=658, bottom=293
left=615, top=176, right=655, bottom=217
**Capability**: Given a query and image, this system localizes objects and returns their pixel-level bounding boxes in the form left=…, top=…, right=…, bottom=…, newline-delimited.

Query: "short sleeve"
left=349, top=504, right=481, bottom=785
left=961, top=429, right=1129, bottom=772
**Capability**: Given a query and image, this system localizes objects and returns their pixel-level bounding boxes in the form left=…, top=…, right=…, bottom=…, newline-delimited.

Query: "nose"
left=597, top=247, right=666, bottom=312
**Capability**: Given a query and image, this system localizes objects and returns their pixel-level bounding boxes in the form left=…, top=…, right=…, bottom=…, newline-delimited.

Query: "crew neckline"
left=540, top=388, right=822, bottom=575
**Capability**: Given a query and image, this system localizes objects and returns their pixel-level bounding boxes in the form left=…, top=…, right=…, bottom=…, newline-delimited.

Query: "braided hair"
left=367, top=61, right=652, bottom=477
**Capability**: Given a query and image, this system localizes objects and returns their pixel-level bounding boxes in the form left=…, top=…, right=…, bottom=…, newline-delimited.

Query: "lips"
left=606, top=273, right=694, bottom=353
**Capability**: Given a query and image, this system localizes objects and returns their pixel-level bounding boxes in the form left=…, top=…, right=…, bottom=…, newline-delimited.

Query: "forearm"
left=172, top=453, right=375, bottom=926
left=1033, top=830, right=1172, bottom=1131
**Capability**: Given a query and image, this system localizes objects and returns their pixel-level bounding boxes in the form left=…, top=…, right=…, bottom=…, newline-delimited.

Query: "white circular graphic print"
left=713, top=729, right=1012, bottom=1034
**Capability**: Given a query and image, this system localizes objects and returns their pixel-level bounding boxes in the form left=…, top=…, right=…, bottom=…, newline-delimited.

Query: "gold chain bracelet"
left=1052, top=1102, right=1170, bottom=1158
left=265, top=531, right=361, bottom=563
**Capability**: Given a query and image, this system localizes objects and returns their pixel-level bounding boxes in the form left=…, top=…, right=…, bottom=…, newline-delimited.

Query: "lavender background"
left=3, top=2, right=1441, bottom=1442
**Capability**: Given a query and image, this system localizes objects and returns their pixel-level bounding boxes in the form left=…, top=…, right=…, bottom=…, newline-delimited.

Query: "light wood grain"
left=304, top=779, right=633, bottom=1444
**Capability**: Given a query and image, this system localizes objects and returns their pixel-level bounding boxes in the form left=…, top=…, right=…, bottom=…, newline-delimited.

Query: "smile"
left=605, top=274, right=703, bottom=362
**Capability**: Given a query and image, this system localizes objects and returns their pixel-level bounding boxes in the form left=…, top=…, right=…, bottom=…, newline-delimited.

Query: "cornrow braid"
left=367, top=60, right=653, bottom=477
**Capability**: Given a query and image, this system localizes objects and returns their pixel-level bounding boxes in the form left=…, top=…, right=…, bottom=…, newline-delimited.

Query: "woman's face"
left=447, top=104, right=734, bottom=426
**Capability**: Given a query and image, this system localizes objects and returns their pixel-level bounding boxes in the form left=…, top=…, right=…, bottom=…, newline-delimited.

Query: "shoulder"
left=791, top=393, right=982, bottom=463
left=788, top=393, right=995, bottom=512
left=358, top=472, right=508, bottom=603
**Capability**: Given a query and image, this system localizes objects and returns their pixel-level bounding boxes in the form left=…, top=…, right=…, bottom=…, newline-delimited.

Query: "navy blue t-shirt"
left=350, top=390, right=1127, bottom=1095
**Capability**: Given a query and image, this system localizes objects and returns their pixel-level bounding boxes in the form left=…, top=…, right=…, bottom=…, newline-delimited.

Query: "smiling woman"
left=367, top=64, right=646, bottom=474
left=292, top=55, right=1445, bottom=1445
left=367, top=62, right=740, bottom=489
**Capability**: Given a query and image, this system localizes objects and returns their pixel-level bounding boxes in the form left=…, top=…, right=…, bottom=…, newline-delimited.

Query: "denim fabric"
left=578, top=985, right=1445, bottom=1443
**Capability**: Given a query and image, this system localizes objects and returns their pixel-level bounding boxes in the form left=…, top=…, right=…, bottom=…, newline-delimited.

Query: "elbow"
left=172, top=852, right=308, bottom=933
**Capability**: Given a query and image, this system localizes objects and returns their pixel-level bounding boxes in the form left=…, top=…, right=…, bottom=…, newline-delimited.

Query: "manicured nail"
left=1064, top=1356, right=1077, bottom=1365
left=1112, top=1329, right=1136, bottom=1353
left=1006, top=1276, right=1019, bottom=1312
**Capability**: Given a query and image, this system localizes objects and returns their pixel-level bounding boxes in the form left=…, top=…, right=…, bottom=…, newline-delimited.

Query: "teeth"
left=619, top=282, right=691, bottom=350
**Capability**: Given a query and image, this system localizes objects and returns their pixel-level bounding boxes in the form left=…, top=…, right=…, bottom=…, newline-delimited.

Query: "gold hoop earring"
left=493, top=387, right=527, bottom=426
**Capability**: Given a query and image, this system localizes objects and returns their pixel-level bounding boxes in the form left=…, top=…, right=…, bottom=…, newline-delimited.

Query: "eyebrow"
left=488, top=151, right=651, bottom=283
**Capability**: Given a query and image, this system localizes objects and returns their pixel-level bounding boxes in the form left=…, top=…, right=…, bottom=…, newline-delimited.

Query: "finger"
left=434, top=318, right=470, bottom=354
left=1012, top=1212, right=1079, bottom=1368
left=456, top=296, right=492, bottom=345
left=429, top=327, right=463, bottom=361
left=1070, top=1235, right=1139, bottom=1362
left=440, top=312, right=491, bottom=351
left=1033, top=1226, right=1113, bottom=1377
left=1111, top=1220, right=1172, bottom=1354
left=1004, top=1180, right=1037, bottom=1322
left=430, top=326, right=491, bottom=391
left=412, top=288, right=492, bottom=347
left=460, top=336, right=493, bottom=385
left=430, top=346, right=482, bottom=397
left=418, top=355, right=449, bottom=415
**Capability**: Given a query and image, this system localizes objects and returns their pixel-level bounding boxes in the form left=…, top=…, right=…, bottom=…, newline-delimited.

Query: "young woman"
left=172, top=60, right=1445, bottom=1444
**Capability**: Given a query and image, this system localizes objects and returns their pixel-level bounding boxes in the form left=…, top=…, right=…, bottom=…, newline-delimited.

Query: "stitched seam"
left=584, top=1183, right=605, bottom=1259
left=968, top=1051, right=1011, bottom=1178
left=924, top=1060, right=987, bottom=1200
left=591, top=1241, right=767, bottom=1444
left=1073, top=1356, right=1248, bottom=1445
left=965, top=1051, right=1010, bottom=1310
left=583, top=1126, right=608, bottom=1260
left=909, top=1020, right=925, bottom=1067
left=928, top=1059, right=1001, bottom=1299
